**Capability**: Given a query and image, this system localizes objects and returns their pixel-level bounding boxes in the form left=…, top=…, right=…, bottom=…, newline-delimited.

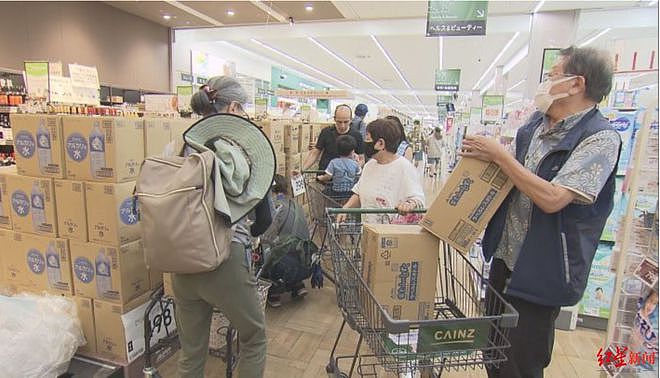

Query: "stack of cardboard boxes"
left=0, top=114, right=192, bottom=366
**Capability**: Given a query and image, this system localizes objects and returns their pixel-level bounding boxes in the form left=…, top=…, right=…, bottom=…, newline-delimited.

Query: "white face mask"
left=534, top=75, right=576, bottom=113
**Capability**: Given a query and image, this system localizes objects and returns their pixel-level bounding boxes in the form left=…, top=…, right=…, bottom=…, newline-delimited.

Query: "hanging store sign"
left=176, top=86, right=193, bottom=112
left=469, top=107, right=482, bottom=127
left=24, top=61, right=50, bottom=100
left=435, top=69, right=461, bottom=91
left=436, top=95, right=453, bottom=106
left=180, top=72, right=194, bottom=83
left=196, top=77, right=207, bottom=85
left=426, top=1, right=488, bottom=37
left=481, top=95, right=504, bottom=123
left=68, top=63, right=100, bottom=105
left=275, top=89, right=351, bottom=99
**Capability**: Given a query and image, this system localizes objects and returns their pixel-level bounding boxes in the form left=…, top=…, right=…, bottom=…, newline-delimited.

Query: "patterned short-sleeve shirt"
left=494, top=107, right=620, bottom=270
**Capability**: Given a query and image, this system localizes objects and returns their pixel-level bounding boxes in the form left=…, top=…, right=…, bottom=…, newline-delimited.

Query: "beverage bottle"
left=89, top=121, right=105, bottom=179
left=96, top=248, right=112, bottom=298
left=36, top=118, right=52, bottom=174
left=46, top=241, right=61, bottom=287
left=31, top=181, right=46, bottom=232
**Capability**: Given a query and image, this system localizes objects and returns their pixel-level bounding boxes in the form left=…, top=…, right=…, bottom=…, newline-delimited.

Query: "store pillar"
left=523, top=11, right=580, bottom=99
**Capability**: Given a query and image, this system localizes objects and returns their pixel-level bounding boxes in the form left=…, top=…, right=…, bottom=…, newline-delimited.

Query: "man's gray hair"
left=559, top=46, right=613, bottom=103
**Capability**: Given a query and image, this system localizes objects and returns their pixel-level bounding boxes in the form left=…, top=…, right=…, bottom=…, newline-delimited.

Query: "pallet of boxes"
left=0, top=114, right=191, bottom=376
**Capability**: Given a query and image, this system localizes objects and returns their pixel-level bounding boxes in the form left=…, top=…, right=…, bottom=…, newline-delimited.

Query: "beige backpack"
left=136, top=148, right=232, bottom=274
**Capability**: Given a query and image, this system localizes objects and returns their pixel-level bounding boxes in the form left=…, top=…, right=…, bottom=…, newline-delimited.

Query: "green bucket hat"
left=183, top=113, right=276, bottom=224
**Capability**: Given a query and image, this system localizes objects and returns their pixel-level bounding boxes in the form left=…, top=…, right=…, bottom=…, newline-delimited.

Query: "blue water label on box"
left=74, top=256, right=95, bottom=283
left=66, top=133, right=89, bottom=162
left=14, top=130, right=36, bottom=159
left=27, top=248, right=45, bottom=274
left=119, top=197, right=139, bottom=225
left=11, top=190, right=30, bottom=216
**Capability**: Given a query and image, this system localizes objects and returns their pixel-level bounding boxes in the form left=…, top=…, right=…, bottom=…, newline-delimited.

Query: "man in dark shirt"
left=297, top=104, right=364, bottom=173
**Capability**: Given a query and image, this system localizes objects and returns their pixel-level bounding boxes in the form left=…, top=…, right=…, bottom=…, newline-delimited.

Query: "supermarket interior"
left=0, top=1, right=658, bottom=377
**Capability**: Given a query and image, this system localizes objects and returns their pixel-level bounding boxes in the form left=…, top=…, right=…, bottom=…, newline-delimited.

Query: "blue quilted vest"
left=482, top=108, right=621, bottom=306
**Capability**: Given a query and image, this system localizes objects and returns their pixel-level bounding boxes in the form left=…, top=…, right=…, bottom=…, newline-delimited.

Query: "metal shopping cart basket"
left=324, top=208, right=519, bottom=377
left=302, top=170, right=354, bottom=282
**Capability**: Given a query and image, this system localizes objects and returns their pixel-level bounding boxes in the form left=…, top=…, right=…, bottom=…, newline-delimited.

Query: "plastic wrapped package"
left=0, top=294, right=85, bottom=378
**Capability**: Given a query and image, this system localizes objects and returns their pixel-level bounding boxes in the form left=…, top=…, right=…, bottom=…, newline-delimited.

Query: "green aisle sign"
left=482, top=95, right=504, bottom=123
left=437, top=95, right=453, bottom=106
left=435, top=69, right=461, bottom=91
left=426, top=1, right=488, bottom=37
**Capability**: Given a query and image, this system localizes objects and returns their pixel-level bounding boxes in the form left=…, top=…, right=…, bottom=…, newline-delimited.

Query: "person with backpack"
left=350, top=103, right=369, bottom=138
left=150, top=76, right=273, bottom=378
left=259, top=175, right=319, bottom=307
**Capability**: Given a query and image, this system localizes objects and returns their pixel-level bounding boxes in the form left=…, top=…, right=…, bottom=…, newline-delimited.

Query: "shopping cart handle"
left=327, top=208, right=427, bottom=214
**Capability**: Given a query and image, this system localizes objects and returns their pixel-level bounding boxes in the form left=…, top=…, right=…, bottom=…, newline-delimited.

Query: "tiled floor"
left=158, top=166, right=609, bottom=377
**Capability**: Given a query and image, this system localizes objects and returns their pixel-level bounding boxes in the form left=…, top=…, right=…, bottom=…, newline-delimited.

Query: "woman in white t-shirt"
left=339, top=118, right=425, bottom=224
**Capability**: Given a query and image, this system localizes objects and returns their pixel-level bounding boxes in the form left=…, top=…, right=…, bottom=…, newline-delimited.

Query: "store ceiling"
left=108, top=1, right=658, bottom=118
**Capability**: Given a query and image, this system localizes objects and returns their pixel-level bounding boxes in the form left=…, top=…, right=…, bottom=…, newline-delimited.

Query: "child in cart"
left=260, top=175, right=318, bottom=307
left=317, top=135, right=361, bottom=203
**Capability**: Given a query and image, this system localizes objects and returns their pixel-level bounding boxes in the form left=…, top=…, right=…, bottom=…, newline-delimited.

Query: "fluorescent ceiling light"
left=305, top=4, right=314, bottom=11
left=506, top=99, right=523, bottom=107
left=370, top=35, right=423, bottom=105
left=162, top=14, right=172, bottom=20
left=508, top=79, right=526, bottom=91
left=578, top=28, right=611, bottom=48
left=308, top=37, right=381, bottom=89
left=532, top=0, right=546, bottom=13
left=250, top=1, right=287, bottom=23
left=473, top=32, right=520, bottom=90
left=251, top=39, right=352, bottom=88
left=166, top=1, right=223, bottom=26
left=226, top=10, right=235, bottom=16
left=481, top=45, right=529, bottom=94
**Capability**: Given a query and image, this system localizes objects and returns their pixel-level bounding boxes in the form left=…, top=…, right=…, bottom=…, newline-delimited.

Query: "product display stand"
left=605, top=97, right=659, bottom=377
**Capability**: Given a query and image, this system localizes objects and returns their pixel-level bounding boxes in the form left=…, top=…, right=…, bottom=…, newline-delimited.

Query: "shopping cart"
left=324, top=208, right=519, bottom=377
left=301, top=170, right=354, bottom=282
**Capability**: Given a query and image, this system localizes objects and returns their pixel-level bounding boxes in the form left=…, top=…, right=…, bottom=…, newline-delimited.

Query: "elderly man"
left=461, top=46, right=621, bottom=377
left=298, top=104, right=365, bottom=173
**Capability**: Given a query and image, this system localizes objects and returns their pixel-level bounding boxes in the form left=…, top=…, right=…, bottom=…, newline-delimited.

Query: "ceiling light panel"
left=308, top=37, right=382, bottom=89
left=472, top=31, right=521, bottom=90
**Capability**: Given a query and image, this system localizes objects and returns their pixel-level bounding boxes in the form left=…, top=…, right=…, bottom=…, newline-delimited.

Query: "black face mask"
left=364, top=141, right=377, bottom=158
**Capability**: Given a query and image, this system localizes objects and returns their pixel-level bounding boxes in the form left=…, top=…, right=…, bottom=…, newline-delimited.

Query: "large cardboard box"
left=6, top=174, right=57, bottom=237
left=54, top=179, right=88, bottom=242
left=10, top=114, right=66, bottom=178
left=258, top=119, right=284, bottom=153
left=69, top=239, right=149, bottom=304
left=93, top=291, right=149, bottom=363
left=0, top=167, right=14, bottom=229
left=285, top=153, right=302, bottom=177
left=275, top=153, right=287, bottom=176
left=0, top=228, right=12, bottom=287
left=143, top=118, right=172, bottom=158
left=62, top=116, right=144, bottom=182
left=361, top=224, right=439, bottom=321
left=75, top=296, right=97, bottom=354
left=170, top=118, right=193, bottom=141
left=85, top=181, right=140, bottom=246
left=299, top=124, right=312, bottom=151
left=94, top=291, right=176, bottom=364
left=4, top=232, right=73, bottom=295
left=421, top=158, right=513, bottom=253
left=284, top=123, right=300, bottom=154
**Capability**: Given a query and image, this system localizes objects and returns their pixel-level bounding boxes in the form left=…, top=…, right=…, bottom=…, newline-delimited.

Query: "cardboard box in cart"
left=54, top=179, right=88, bottom=241
left=361, top=224, right=439, bottom=321
left=62, top=116, right=144, bottom=182
left=421, top=158, right=513, bottom=253
left=69, top=239, right=149, bottom=304
left=10, top=114, right=66, bottom=178
left=85, top=181, right=140, bottom=246
left=75, top=296, right=97, bottom=354
left=258, top=119, right=284, bottom=153
left=6, top=173, right=58, bottom=237
left=143, top=118, right=172, bottom=158
left=284, top=123, right=300, bottom=154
